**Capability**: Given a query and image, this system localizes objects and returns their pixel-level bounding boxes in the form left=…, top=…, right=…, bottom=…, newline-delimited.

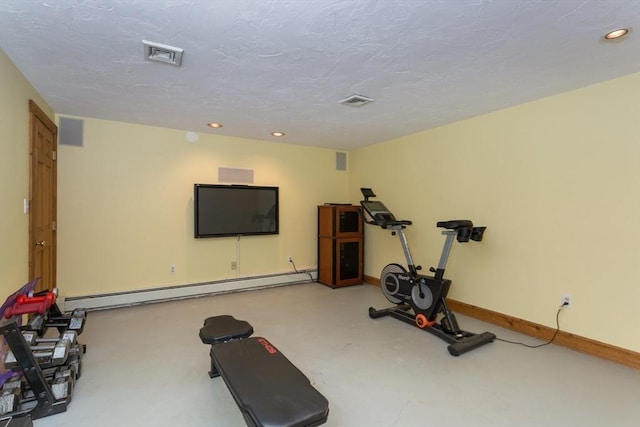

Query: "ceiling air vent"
left=339, top=94, right=375, bottom=107
left=142, top=40, right=184, bottom=66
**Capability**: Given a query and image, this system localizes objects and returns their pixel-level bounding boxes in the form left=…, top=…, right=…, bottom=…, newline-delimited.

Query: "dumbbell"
left=23, top=313, right=47, bottom=337
left=22, top=330, right=77, bottom=347
left=22, top=369, right=75, bottom=404
left=0, top=387, right=21, bottom=415
left=23, top=309, right=88, bottom=338
left=22, top=330, right=84, bottom=378
left=3, top=290, right=57, bottom=318
left=45, top=309, right=87, bottom=335
left=3, top=366, right=76, bottom=392
left=0, top=367, right=75, bottom=414
left=16, top=290, right=56, bottom=305
left=4, top=336, right=72, bottom=369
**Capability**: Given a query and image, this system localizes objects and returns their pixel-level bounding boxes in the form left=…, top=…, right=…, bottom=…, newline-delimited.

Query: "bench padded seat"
left=211, top=337, right=329, bottom=427
left=199, top=315, right=254, bottom=345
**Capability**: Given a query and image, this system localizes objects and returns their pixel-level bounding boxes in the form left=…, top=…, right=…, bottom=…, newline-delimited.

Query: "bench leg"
left=208, top=347, right=220, bottom=378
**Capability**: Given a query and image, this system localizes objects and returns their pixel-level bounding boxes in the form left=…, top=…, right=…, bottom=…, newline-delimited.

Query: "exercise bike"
left=360, top=188, right=495, bottom=356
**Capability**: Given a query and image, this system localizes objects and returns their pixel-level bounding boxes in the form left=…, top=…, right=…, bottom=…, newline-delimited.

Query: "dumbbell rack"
left=0, top=321, right=68, bottom=419
left=0, top=289, right=87, bottom=421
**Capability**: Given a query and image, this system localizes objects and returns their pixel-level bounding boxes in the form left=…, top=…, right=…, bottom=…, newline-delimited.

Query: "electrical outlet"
left=561, top=294, right=572, bottom=308
left=170, top=265, right=176, bottom=274
left=231, top=261, right=237, bottom=270
left=288, top=256, right=293, bottom=263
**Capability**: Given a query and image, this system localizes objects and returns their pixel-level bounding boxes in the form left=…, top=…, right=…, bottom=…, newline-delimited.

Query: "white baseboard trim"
left=62, top=270, right=317, bottom=312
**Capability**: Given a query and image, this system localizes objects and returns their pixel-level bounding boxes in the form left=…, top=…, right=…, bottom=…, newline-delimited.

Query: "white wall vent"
left=142, top=40, right=184, bottom=66
left=339, top=94, right=375, bottom=107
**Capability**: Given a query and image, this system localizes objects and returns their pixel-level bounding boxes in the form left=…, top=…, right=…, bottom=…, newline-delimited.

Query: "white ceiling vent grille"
left=142, top=40, right=184, bottom=66
left=339, top=94, right=375, bottom=107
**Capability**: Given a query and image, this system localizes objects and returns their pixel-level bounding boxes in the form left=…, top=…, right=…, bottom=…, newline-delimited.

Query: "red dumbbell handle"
left=4, top=291, right=56, bottom=319
left=16, top=292, right=55, bottom=305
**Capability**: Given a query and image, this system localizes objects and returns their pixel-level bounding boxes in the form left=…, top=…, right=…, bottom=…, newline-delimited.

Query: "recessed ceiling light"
left=604, top=28, right=629, bottom=40
left=207, top=122, right=223, bottom=128
left=271, top=132, right=285, bottom=137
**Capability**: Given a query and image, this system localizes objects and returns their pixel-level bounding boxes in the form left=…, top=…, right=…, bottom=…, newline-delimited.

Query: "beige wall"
left=3, top=45, right=638, bottom=352
left=57, top=118, right=349, bottom=296
left=351, top=73, right=640, bottom=351
left=0, top=49, right=53, bottom=296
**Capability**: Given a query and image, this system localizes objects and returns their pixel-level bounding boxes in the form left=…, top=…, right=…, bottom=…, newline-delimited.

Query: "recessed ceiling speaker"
left=336, top=152, right=347, bottom=171
left=218, top=167, right=254, bottom=184
left=59, top=117, right=84, bottom=147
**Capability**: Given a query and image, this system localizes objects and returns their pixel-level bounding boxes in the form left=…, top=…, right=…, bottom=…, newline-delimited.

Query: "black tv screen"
left=194, top=184, right=279, bottom=238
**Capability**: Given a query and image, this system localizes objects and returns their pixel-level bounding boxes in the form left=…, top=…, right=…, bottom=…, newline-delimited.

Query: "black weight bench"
left=200, top=315, right=254, bottom=377
left=199, top=316, right=329, bottom=427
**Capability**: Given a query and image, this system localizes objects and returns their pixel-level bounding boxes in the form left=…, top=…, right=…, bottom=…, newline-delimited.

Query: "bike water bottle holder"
left=470, top=226, right=486, bottom=242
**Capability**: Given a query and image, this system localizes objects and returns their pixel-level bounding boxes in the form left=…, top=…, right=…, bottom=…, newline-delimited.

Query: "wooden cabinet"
left=317, top=205, right=363, bottom=288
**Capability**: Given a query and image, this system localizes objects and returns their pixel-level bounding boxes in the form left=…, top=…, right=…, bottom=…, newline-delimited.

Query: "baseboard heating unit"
left=63, top=270, right=317, bottom=312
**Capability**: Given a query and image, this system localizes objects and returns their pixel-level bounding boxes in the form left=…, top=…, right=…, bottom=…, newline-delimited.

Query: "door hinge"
left=52, top=151, right=57, bottom=161
left=52, top=221, right=57, bottom=231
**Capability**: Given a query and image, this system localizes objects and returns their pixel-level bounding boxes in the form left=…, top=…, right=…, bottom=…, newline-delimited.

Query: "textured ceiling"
left=1, top=0, right=639, bottom=150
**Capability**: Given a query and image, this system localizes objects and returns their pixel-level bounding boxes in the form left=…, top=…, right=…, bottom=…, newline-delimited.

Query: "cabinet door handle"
left=34, top=240, right=46, bottom=247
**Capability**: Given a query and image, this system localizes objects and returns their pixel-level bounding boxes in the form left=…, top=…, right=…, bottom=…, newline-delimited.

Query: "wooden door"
left=28, top=100, right=57, bottom=293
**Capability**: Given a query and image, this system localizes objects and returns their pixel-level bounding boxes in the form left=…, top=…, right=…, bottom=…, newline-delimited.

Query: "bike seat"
left=436, top=220, right=473, bottom=230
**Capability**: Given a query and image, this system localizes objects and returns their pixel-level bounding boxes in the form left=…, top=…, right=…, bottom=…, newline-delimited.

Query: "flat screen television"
left=194, top=184, right=279, bottom=238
